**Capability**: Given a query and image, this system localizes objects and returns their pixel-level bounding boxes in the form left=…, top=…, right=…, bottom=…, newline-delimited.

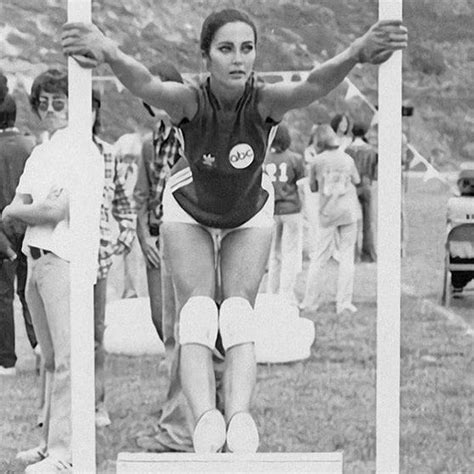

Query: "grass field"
left=1, top=174, right=472, bottom=473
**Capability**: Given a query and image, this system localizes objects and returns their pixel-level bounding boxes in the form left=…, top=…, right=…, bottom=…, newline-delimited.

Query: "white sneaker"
left=16, top=446, right=46, bottom=464
left=0, top=366, right=16, bottom=375
left=226, top=412, right=259, bottom=453
left=25, top=456, right=72, bottom=473
left=95, top=405, right=111, bottom=428
left=337, top=303, right=357, bottom=315
left=193, top=409, right=226, bottom=453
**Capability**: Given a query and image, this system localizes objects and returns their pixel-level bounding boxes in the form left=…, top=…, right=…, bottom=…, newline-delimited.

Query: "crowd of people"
left=0, top=7, right=407, bottom=472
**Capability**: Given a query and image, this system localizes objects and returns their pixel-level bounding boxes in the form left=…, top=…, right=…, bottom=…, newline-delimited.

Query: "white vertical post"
left=377, top=0, right=402, bottom=473
left=67, top=0, right=96, bottom=472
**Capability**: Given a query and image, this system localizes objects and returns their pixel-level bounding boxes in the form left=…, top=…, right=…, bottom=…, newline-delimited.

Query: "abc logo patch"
left=229, top=143, right=254, bottom=169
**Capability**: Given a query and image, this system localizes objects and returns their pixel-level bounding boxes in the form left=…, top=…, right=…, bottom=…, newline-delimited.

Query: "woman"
left=302, top=126, right=323, bottom=256
left=265, top=124, right=305, bottom=306
left=301, top=124, right=360, bottom=314
left=62, top=8, right=407, bottom=453
left=330, top=113, right=353, bottom=151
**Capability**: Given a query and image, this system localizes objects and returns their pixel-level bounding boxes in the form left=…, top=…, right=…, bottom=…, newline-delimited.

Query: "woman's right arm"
left=61, top=23, right=196, bottom=123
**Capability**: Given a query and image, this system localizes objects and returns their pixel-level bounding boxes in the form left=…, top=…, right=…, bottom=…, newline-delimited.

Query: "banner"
left=344, top=80, right=362, bottom=100
left=407, top=144, right=446, bottom=183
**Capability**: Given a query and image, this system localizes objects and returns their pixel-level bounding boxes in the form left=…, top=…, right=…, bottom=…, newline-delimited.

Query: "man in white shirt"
left=2, top=68, right=102, bottom=473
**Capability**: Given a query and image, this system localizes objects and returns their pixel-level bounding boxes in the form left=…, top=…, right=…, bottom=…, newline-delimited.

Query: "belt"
left=30, top=246, right=52, bottom=260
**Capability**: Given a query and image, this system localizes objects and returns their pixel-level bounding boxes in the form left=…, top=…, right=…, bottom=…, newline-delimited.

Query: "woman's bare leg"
left=219, top=227, right=273, bottom=421
left=161, top=222, right=217, bottom=422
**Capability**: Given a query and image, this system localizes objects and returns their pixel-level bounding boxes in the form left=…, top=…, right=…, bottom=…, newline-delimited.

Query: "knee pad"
left=219, top=297, right=256, bottom=351
left=179, top=296, right=218, bottom=350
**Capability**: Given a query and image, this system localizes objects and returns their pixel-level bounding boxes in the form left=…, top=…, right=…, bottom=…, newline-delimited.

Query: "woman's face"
left=206, top=21, right=256, bottom=91
left=37, top=91, right=68, bottom=133
left=338, top=115, right=349, bottom=135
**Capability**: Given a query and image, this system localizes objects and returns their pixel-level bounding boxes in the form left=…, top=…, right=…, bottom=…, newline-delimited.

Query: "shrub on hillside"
left=410, top=44, right=446, bottom=76
left=461, top=143, right=474, bottom=160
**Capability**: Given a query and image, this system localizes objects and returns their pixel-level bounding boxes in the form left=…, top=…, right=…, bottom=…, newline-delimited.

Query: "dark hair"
left=315, top=124, right=340, bottom=151
left=352, top=122, right=368, bottom=139
left=271, top=124, right=291, bottom=153
left=92, top=86, right=101, bottom=135
left=0, top=94, right=16, bottom=129
left=143, top=61, right=184, bottom=117
left=330, top=113, right=352, bottom=136
left=0, top=73, right=8, bottom=104
left=30, top=68, right=68, bottom=116
left=200, top=9, right=257, bottom=56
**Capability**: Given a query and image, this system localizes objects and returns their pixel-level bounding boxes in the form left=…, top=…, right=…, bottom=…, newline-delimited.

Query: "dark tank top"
left=169, top=74, right=278, bottom=228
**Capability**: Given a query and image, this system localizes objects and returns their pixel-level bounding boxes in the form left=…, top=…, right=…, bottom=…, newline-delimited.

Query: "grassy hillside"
left=1, top=0, right=473, bottom=166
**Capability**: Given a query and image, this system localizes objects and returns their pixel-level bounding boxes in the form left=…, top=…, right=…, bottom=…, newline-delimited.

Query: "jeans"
left=94, top=276, right=107, bottom=405
left=357, top=184, right=376, bottom=262
left=0, top=254, right=37, bottom=368
left=146, top=239, right=194, bottom=451
left=122, top=238, right=142, bottom=298
left=303, top=221, right=358, bottom=312
left=26, top=253, right=71, bottom=462
left=267, top=213, right=303, bottom=303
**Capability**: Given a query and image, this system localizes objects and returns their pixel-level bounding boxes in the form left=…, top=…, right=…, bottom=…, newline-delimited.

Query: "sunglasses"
left=38, top=98, right=67, bottom=112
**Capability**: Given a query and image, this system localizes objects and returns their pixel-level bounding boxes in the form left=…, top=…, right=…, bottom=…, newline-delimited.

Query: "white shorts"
left=162, top=173, right=275, bottom=237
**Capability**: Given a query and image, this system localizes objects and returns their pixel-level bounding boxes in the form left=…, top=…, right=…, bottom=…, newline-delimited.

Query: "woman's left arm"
left=260, top=20, right=407, bottom=121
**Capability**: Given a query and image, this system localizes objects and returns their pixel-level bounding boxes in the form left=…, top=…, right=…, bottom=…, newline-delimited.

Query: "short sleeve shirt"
left=264, top=149, right=305, bottom=215
left=310, top=148, right=360, bottom=227
left=17, top=128, right=103, bottom=283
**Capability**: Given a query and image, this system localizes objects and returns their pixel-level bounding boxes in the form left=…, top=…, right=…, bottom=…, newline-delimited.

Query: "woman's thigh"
left=220, top=227, right=273, bottom=305
left=161, top=222, right=216, bottom=307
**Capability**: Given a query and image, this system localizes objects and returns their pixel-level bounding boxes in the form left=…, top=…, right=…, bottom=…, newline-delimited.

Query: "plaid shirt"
left=94, top=136, right=136, bottom=279
left=345, top=138, right=378, bottom=186
left=134, top=121, right=182, bottom=234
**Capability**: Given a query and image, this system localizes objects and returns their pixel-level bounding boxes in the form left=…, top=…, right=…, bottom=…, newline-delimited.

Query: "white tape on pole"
left=377, top=1, right=402, bottom=473
left=67, top=0, right=96, bottom=472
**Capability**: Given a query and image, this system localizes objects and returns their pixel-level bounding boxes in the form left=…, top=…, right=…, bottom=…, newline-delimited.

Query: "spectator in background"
left=346, top=122, right=378, bottom=262
left=134, top=62, right=194, bottom=452
left=4, top=68, right=102, bottom=473
left=302, top=126, right=322, bottom=257
left=114, top=131, right=144, bottom=298
left=265, top=124, right=305, bottom=305
left=92, top=88, right=136, bottom=427
left=330, top=113, right=353, bottom=151
left=301, top=124, right=360, bottom=315
left=450, top=168, right=474, bottom=297
left=0, top=74, right=38, bottom=376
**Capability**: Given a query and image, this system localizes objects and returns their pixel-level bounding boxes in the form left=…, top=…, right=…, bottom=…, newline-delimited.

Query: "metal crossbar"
left=116, top=452, right=343, bottom=473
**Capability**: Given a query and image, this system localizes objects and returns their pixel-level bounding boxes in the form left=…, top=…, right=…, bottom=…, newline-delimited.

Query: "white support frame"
left=68, top=1, right=96, bottom=472
left=377, top=1, right=403, bottom=472
left=65, top=0, right=404, bottom=472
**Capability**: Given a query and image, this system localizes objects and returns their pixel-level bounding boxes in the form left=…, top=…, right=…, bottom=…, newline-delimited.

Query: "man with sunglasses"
left=2, top=68, right=103, bottom=473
